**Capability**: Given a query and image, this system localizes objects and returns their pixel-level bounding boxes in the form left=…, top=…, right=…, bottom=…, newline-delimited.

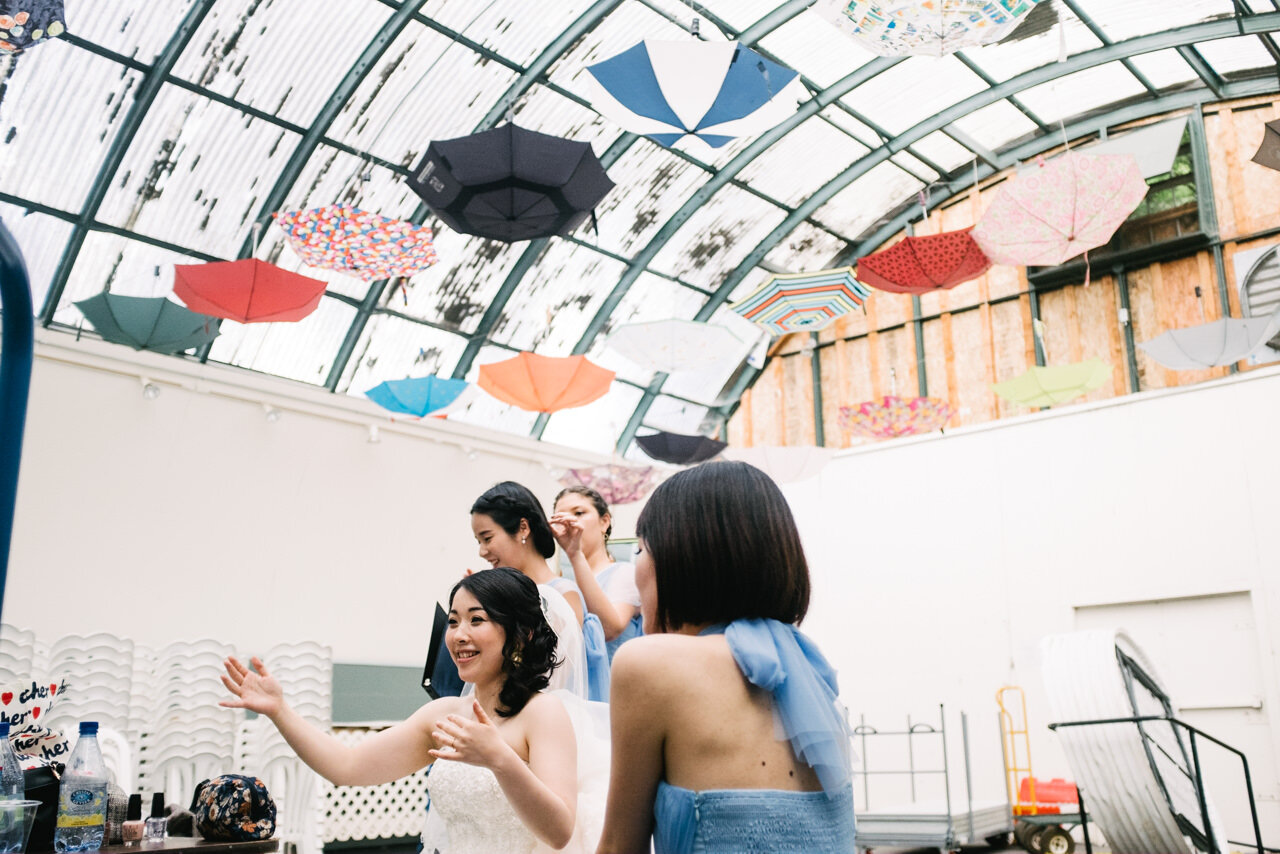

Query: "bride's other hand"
left=430, top=701, right=512, bottom=768
left=220, top=656, right=284, bottom=718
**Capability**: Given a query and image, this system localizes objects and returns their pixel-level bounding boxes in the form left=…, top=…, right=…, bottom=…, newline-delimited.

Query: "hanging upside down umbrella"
left=74, top=293, right=218, bottom=355
left=408, top=123, right=614, bottom=242
left=815, top=0, right=1045, bottom=57
left=477, top=352, right=615, bottom=413
left=581, top=39, right=806, bottom=151
left=731, top=267, right=870, bottom=336
left=721, top=445, right=836, bottom=483
left=635, top=430, right=727, bottom=465
left=1249, top=118, right=1280, bottom=172
left=991, top=358, right=1112, bottom=408
left=558, top=463, right=657, bottom=505
left=0, top=1, right=66, bottom=54
left=971, top=152, right=1148, bottom=274
left=856, top=228, right=991, bottom=295
left=604, top=319, right=743, bottom=373
left=364, top=376, right=469, bottom=417
left=838, top=395, right=953, bottom=439
left=1137, top=311, right=1280, bottom=370
left=172, top=259, right=327, bottom=323
left=274, top=204, right=438, bottom=281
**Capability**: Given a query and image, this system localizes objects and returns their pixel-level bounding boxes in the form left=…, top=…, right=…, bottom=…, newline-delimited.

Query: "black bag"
left=190, top=774, right=276, bottom=841
left=23, top=763, right=64, bottom=853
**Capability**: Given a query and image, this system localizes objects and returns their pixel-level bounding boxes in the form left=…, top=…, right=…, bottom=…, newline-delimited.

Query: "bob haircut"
left=450, top=567, right=559, bottom=717
left=470, top=481, right=556, bottom=560
left=636, top=460, right=809, bottom=631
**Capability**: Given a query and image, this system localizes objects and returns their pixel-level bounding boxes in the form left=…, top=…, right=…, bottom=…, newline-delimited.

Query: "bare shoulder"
left=612, top=633, right=731, bottom=687
left=520, top=691, right=570, bottom=725
left=407, top=695, right=468, bottom=725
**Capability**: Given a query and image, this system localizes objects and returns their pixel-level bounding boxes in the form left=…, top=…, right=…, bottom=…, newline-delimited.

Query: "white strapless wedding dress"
left=424, top=759, right=536, bottom=854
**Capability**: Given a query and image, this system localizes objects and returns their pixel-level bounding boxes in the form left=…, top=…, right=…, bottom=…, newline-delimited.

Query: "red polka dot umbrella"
left=838, top=395, right=953, bottom=439
left=855, top=227, right=991, bottom=295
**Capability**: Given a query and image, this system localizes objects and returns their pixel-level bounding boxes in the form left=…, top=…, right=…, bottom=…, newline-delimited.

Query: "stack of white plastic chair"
left=0, top=624, right=40, bottom=685
left=234, top=642, right=332, bottom=854
left=139, top=639, right=241, bottom=805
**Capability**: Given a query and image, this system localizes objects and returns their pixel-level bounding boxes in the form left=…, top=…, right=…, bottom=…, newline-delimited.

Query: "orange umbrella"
left=477, top=352, right=615, bottom=412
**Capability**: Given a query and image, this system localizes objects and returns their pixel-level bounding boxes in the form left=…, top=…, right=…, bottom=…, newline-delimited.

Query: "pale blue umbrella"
left=364, top=376, right=469, bottom=417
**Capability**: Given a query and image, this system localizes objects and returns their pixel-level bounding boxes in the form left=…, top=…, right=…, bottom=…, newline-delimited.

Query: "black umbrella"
left=407, top=123, right=614, bottom=242
left=636, top=430, right=727, bottom=465
left=1251, top=119, right=1280, bottom=172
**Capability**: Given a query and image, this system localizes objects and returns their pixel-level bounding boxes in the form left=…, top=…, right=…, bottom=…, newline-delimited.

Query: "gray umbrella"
left=75, top=292, right=219, bottom=355
left=1137, top=310, right=1280, bottom=370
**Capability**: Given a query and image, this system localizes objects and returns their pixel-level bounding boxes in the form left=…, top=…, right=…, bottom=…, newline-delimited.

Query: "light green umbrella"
left=991, top=358, right=1112, bottom=408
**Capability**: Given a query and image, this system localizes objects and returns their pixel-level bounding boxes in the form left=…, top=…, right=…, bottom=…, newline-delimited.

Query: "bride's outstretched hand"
left=220, top=655, right=285, bottom=717
left=430, top=701, right=511, bottom=769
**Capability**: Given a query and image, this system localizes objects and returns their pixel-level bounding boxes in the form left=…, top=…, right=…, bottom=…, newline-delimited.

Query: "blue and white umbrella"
left=581, top=40, right=804, bottom=152
left=365, top=376, right=469, bottom=417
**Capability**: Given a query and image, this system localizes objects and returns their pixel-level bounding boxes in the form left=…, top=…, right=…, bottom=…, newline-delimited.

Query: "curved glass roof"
left=3, top=0, right=1278, bottom=456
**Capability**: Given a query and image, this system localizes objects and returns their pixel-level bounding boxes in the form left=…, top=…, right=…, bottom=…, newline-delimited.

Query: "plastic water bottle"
left=54, top=723, right=109, bottom=853
left=0, top=722, right=23, bottom=800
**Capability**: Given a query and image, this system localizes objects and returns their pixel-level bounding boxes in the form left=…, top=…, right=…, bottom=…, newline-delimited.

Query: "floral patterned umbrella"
left=856, top=228, right=991, bottom=295
left=971, top=152, right=1149, bottom=269
left=838, top=395, right=953, bottom=439
left=558, top=463, right=658, bottom=505
left=0, top=2, right=66, bottom=54
left=731, top=267, right=870, bottom=336
left=273, top=204, right=438, bottom=281
left=815, top=0, right=1045, bottom=57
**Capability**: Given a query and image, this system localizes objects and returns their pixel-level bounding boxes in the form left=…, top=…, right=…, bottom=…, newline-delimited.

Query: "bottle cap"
left=79, top=721, right=99, bottom=735
left=150, top=792, right=165, bottom=819
left=0, top=722, right=9, bottom=737
left=127, top=794, right=143, bottom=821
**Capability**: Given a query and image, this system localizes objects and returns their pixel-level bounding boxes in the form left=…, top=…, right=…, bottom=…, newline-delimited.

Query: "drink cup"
left=0, top=800, right=41, bottom=854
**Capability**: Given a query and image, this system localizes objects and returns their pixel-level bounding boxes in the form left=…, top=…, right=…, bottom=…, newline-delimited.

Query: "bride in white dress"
left=219, top=568, right=606, bottom=854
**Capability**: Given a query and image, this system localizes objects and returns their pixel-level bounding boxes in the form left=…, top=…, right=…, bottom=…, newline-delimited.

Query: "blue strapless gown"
left=650, top=619, right=857, bottom=854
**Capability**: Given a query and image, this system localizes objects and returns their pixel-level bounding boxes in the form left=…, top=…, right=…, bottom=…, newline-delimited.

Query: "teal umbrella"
left=364, top=376, right=468, bottom=417
left=75, top=293, right=219, bottom=355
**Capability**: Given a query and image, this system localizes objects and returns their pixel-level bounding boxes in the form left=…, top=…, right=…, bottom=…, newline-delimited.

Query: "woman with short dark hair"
left=221, top=568, right=596, bottom=853
left=596, top=461, right=855, bottom=854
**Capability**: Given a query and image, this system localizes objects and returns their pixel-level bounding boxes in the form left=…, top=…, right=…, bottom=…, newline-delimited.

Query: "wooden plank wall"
left=729, top=94, right=1280, bottom=450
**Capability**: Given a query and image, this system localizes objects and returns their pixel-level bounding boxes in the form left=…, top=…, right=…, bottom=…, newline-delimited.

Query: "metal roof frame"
left=611, top=11, right=1280, bottom=451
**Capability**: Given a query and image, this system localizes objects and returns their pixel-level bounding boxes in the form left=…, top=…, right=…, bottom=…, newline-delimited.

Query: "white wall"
left=789, top=365, right=1280, bottom=842
left=6, top=333, right=626, bottom=665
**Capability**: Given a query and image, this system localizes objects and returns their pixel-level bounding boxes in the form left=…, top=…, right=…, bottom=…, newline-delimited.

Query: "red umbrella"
left=855, top=227, right=991, bottom=295
left=172, top=259, right=327, bottom=323
left=477, top=352, right=615, bottom=413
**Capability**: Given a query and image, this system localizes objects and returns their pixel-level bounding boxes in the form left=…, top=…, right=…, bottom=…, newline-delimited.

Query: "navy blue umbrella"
left=636, top=430, right=727, bottom=465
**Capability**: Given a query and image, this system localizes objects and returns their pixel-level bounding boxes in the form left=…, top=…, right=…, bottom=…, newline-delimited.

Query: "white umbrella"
left=604, top=319, right=744, bottom=374
left=721, top=445, right=836, bottom=483
left=1137, top=311, right=1280, bottom=370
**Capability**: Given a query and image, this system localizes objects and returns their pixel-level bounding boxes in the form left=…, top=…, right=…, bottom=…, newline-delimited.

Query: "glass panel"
left=0, top=43, right=145, bottom=212
left=1127, top=49, right=1199, bottom=90
left=1015, top=62, right=1149, bottom=126
left=1070, top=0, right=1236, bottom=42
left=591, top=142, right=708, bottom=257
left=843, top=56, right=989, bottom=137
left=949, top=99, right=1040, bottom=150
left=910, top=131, right=980, bottom=172
left=1193, top=36, right=1277, bottom=75
left=541, top=382, right=644, bottom=456
left=70, top=0, right=198, bottom=62
left=762, top=222, right=850, bottom=272
left=812, top=161, right=923, bottom=241
left=758, top=11, right=877, bottom=89
left=642, top=394, right=715, bottom=435
left=739, top=116, right=870, bottom=208
left=96, top=84, right=302, bottom=260
left=649, top=185, right=788, bottom=288
left=959, top=14, right=1102, bottom=83
left=424, top=0, right=598, bottom=67
left=170, top=0, right=391, bottom=126
left=208, top=295, right=355, bottom=385
left=337, top=315, right=471, bottom=397
left=0, top=206, right=73, bottom=315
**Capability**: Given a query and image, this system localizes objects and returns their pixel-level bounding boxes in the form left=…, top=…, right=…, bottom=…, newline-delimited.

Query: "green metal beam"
left=1176, top=45, right=1226, bottom=98
left=622, top=70, right=1280, bottom=452
left=1059, top=0, right=1160, bottom=95
left=38, top=0, right=216, bottom=325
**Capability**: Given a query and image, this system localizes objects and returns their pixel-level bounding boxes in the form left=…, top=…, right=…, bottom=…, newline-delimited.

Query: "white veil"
left=538, top=583, right=588, bottom=699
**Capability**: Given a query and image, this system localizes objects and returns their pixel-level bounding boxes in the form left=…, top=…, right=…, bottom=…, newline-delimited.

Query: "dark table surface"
left=98, top=838, right=280, bottom=854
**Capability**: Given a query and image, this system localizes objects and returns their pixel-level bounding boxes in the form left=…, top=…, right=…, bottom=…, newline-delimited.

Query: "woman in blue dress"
left=550, top=486, right=642, bottom=662
left=596, top=461, right=856, bottom=854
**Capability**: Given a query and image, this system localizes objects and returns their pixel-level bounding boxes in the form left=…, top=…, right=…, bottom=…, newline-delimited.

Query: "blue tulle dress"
left=651, top=619, right=857, bottom=854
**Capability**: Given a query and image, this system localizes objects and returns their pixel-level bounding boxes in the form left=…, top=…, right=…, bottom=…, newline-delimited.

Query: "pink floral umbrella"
left=558, top=463, right=658, bottom=505
left=838, top=395, right=952, bottom=439
left=971, top=152, right=1148, bottom=272
left=274, top=204, right=438, bottom=281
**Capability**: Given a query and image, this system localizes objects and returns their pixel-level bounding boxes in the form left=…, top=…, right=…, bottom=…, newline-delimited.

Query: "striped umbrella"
left=730, top=267, right=870, bottom=336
